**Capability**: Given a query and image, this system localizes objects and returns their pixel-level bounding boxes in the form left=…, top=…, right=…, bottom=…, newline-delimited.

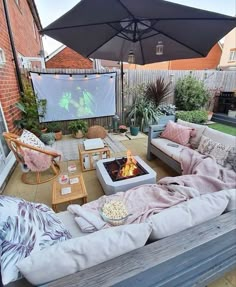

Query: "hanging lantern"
left=112, top=114, right=120, bottom=132
left=156, top=41, right=164, bottom=55
left=128, top=50, right=135, bottom=64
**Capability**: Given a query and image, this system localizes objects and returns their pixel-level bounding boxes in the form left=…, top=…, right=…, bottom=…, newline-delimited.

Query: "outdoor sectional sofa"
left=147, top=119, right=236, bottom=174
left=5, top=206, right=236, bottom=287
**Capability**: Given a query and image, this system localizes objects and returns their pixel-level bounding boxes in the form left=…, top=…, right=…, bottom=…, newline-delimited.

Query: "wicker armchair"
left=3, top=132, right=61, bottom=185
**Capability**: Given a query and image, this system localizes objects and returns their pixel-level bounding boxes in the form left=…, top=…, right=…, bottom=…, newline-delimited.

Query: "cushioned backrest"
left=177, top=119, right=207, bottom=149
left=203, top=127, right=236, bottom=147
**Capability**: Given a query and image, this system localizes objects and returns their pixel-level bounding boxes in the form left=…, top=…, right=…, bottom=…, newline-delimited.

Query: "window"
left=229, top=49, right=236, bottom=62
left=0, top=48, right=6, bottom=67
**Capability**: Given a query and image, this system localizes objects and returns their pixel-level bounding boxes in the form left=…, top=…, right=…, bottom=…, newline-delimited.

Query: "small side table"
left=52, top=174, right=88, bottom=212
left=78, top=144, right=110, bottom=172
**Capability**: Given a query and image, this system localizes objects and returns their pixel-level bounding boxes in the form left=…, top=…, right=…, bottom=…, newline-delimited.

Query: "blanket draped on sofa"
left=159, top=148, right=236, bottom=193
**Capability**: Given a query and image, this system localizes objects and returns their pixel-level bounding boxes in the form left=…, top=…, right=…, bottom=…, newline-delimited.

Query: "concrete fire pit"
left=96, top=156, right=157, bottom=195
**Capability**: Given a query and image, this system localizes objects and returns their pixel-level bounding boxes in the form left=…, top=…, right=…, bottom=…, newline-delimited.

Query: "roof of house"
left=27, top=0, right=43, bottom=30
left=45, top=45, right=67, bottom=61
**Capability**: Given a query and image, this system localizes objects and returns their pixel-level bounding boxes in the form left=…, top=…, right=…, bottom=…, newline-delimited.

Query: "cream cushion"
left=19, top=129, right=45, bottom=149
left=17, top=223, right=152, bottom=286
left=220, top=189, right=236, bottom=211
left=56, top=211, right=87, bottom=238
left=149, top=191, right=229, bottom=241
left=202, top=127, right=236, bottom=147
left=177, top=119, right=207, bottom=149
left=151, top=138, right=185, bottom=162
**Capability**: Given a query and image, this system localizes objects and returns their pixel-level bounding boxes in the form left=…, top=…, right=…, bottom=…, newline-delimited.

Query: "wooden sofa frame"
left=6, top=210, right=236, bottom=287
left=147, top=124, right=183, bottom=174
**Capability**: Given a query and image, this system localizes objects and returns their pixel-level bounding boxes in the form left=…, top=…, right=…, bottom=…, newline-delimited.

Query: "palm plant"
left=146, top=77, right=172, bottom=107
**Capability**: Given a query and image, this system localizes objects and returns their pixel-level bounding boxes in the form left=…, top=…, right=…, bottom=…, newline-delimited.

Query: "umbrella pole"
left=121, top=61, right=124, bottom=123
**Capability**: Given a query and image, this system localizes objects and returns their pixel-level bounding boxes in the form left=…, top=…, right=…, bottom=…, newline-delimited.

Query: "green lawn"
left=208, top=123, right=236, bottom=136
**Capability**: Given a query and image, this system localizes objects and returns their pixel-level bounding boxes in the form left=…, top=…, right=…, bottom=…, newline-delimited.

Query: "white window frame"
left=0, top=48, right=6, bottom=68
left=229, top=50, right=236, bottom=62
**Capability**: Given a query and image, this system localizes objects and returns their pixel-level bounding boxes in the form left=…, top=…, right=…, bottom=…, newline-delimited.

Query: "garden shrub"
left=175, top=75, right=209, bottom=111
left=176, top=110, right=208, bottom=124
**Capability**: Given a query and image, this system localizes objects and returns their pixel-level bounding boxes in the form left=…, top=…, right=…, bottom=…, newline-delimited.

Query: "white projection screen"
left=30, top=72, right=116, bottom=122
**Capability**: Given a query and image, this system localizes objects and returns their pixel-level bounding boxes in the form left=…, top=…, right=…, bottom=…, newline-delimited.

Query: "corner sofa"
left=147, top=119, right=236, bottom=174
left=4, top=192, right=236, bottom=287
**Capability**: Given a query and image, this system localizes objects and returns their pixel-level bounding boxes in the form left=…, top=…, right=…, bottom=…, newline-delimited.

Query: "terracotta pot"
left=40, top=128, right=47, bottom=133
left=55, top=131, right=62, bottom=140
left=207, top=111, right=213, bottom=121
left=73, top=130, right=84, bottom=139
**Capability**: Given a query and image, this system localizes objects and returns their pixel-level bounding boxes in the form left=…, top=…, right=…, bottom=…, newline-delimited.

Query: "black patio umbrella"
left=41, top=0, right=236, bottom=65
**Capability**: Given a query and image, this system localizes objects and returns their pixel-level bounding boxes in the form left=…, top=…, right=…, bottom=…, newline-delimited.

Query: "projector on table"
left=83, top=138, right=105, bottom=150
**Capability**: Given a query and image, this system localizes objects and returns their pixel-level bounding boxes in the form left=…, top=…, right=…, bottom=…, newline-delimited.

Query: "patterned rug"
left=51, top=135, right=127, bottom=161
left=108, top=132, right=147, bottom=141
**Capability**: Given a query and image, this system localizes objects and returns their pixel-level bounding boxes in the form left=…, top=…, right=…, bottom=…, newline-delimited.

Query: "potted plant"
left=145, top=76, right=172, bottom=106
left=126, top=96, right=161, bottom=134
left=157, top=103, right=176, bottom=124
left=14, top=82, right=47, bottom=131
left=118, top=125, right=128, bottom=135
left=68, top=120, right=88, bottom=138
left=47, top=122, right=63, bottom=140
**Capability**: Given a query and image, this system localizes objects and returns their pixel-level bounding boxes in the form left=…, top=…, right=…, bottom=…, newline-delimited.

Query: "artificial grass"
left=208, top=123, right=236, bottom=136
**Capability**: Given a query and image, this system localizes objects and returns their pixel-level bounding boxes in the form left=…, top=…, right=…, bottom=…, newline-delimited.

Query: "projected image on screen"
left=30, top=72, right=116, bottom=122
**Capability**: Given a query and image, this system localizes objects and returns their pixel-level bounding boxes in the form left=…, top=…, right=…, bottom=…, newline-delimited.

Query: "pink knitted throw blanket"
left=23, top=149, right=52, bottom=172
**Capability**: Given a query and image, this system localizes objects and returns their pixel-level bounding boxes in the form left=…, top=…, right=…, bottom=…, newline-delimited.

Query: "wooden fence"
left=22, top=68, right=236, bottom=130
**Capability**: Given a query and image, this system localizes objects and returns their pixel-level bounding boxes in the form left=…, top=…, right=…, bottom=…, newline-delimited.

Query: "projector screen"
left=30, top=72, right=116, bottom=122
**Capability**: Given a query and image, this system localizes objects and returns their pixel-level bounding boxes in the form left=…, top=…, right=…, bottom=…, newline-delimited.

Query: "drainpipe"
left=2, top=0, right=24, bottom=94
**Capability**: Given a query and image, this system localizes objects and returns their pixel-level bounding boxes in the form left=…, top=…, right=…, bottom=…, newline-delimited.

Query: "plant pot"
left=54, top=131, right=62, bottom=140
left=130, top=126, right=139, bottom=136
left=40, top=128, right=47, bottom=133
left=73, top=130, right=84, bottom=139
left=207, top=111, right=213, bottom=121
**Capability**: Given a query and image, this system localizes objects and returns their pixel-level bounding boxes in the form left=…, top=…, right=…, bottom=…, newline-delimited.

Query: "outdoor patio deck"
left=2, top=136, right=236, bottom=287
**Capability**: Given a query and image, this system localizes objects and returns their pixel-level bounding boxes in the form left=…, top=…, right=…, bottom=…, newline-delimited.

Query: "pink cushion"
left=160, top=121, right=193, bottom=146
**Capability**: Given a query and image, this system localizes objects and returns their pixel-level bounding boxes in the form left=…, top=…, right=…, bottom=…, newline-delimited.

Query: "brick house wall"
left=46, top=47, right=93, bottom=69
left=123, top=43, right=222, bottom=70
left=0, top=0, right=42, bottom=133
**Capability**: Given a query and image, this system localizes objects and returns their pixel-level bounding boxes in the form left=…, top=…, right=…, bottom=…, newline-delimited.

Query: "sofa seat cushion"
left=56, top=211, right=87, bottom=238
left=149, top=191, right=229, bottom=240
left=151, top=138, right=185, bottom=162
left=203, top=127, right=236, bottom=147
left=177, top=119, right=207, bottom=149
left=16, top=223, right=152, bottom=286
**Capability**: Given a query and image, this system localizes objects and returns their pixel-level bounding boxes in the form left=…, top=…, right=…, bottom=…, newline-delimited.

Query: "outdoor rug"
left=51, top=134, right=127, bottom=161
left=108, top=132, right=147, bottom=142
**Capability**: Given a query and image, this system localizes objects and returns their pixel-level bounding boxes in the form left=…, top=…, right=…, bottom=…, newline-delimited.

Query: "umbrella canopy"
left=42, top=0, right=236, bottom=65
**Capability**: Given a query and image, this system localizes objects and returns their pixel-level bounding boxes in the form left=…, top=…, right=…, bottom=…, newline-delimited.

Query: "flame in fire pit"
left=119, top=150, right=138, bottom=177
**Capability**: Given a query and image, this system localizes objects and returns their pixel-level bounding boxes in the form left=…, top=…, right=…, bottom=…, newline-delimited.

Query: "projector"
left=83, top=138, right=105, bottom=150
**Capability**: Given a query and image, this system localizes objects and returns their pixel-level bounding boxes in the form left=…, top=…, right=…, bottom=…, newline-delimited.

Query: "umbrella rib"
left=116, top=0, right=135, bottom=19
left=141, top=21, right=205, bottom=56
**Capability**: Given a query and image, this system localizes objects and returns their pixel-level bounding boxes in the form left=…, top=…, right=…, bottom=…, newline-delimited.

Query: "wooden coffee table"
left=52, top=174, right=88, bottom=212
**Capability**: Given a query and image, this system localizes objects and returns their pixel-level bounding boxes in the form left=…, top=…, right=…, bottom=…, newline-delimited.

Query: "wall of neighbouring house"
left=124, top=44, right=221, bottom=70
left=7, top=0, right=42, bottom=58
left=219, top=28, right=236, bottom=69
left=46, top=47, right=93, bottom=69
left=0, top=0, right=42, bottom=133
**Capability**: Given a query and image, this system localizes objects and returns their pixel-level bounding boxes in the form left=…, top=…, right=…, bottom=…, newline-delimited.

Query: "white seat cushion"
left=177, top=119, right=207, bottom=149
left=202, top=127, right=236, bottom=147
left=149, top=191, right=229, bottom=241
left=151, top=138, right=185, bottom=162
left=56, top=211, right=87, bottom=238
left=17, top=223, right=152, bottom=286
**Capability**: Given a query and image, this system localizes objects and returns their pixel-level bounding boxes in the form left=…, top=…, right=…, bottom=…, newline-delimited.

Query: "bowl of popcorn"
left=100, top=199, right=129, bottom=226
